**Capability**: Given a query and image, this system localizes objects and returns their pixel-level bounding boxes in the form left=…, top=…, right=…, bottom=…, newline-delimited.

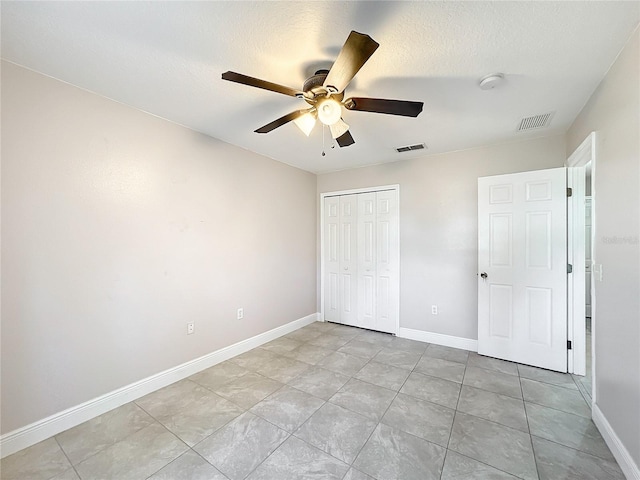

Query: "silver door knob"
left=480, top=272, right=488, bottom=279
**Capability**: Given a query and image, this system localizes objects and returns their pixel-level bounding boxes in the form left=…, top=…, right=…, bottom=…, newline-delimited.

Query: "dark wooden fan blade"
left=254, top=109, right=311, bottom=134
left=335, top=130, right=355, bottom=147
left=345, top=97, right=424, bottom=117
left=323, top=31, right=379, bottom=93
left=222, top=71, right=301, bottom=97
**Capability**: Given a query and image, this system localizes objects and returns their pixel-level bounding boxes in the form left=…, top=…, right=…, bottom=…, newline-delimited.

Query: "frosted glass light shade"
left=317, top=98, right=342, bottom=126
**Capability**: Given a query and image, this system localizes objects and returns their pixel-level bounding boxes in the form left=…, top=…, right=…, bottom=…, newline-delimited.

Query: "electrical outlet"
left=431, top=305, right=438, bottom=315
left=237, top=308, right=244, bottom=320
left=187, top=322, right=194, bottom=335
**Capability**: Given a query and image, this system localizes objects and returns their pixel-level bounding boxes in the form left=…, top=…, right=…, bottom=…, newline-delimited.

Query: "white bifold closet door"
left=323, top=189, right=398, bottom=334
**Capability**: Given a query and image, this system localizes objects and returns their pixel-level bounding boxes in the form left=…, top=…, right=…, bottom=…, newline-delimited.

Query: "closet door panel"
left=324, top=197, right=340, bottom=322
left=358, top=192, right=376, bottom=327
left=376, top=190, right=399, bottom=333
left=339, top=195, right=358, bottom=326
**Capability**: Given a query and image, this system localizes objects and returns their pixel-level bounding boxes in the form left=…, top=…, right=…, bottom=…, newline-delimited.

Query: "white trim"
left=398, top=327, right=478, bottom=352
left=592, top=403, right=640, bottom=480
left=319, top=184, right=401, bottom=336
left=0, top=313, right=319, bottom=459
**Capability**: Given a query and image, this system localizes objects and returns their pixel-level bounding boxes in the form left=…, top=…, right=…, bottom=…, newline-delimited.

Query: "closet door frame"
left=320, top=184, right=400, bottom=335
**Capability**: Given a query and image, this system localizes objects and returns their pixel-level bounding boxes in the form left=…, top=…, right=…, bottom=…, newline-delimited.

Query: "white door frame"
left=566, top=133, right=596, bottom=400
left=319, top=184, right=400, bottom=335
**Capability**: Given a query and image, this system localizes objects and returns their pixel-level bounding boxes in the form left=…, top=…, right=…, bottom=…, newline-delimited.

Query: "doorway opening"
left=567, top=132, right=596, bottom=404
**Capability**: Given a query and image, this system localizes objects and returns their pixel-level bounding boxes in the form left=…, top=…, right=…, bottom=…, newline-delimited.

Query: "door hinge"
left=567, top=340, right=572, bottom=350
left=567, top=187, right=573, bottom=197
left=567, top=263, right=573, bottom=274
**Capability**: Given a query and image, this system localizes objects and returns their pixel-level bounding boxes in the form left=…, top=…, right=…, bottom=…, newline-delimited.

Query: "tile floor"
left=1, top=320, right=623, bottom=480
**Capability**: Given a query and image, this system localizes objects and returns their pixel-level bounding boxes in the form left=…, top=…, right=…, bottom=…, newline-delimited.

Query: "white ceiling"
left=2, top=2, right=639, bottom=174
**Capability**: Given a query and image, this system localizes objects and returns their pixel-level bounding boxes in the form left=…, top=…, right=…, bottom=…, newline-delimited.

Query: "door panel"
left=357, top=192, right=376, bottom=328
left=375, top=190, right=399, bottom=334
left=478, top=167, right=567, bottom=372
left=340, top=195, right=358, bottom=326
left=324, top=197, right=340, bottom=322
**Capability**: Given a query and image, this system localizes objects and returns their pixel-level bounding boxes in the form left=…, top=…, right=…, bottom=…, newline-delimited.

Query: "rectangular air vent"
left=396, top=143, right=426, bottom=153
left=517, top=112, right=554, bottom=132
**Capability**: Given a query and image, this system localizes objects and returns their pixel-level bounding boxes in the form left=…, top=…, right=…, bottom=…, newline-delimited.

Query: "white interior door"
left=478, top=167, right=568, bottom=372
left=339, top=195, right=358, bottom=326
left=357, top=192, right=376, bottom=328
left=375, top=190, right=399, bottom=334
left=323, top=196, right=340, bottom=322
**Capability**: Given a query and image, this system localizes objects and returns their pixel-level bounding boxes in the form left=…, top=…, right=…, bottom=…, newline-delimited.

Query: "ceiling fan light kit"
left=221, top=30, right=424, bottom=148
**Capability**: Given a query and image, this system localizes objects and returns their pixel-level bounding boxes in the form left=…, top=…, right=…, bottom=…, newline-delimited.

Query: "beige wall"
left=567, top=26, right=640, bottom=468
left=317, top=135, right=566, bottom=340
left=0, top=62, right=317, bottom=433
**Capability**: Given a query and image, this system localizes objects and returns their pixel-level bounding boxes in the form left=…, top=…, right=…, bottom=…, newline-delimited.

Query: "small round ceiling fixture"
left=479, top=73, right=504, bottom=90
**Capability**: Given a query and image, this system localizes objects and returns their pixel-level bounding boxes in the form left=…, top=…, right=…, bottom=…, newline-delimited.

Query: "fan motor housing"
left=303, top=69, right=344, bottom=104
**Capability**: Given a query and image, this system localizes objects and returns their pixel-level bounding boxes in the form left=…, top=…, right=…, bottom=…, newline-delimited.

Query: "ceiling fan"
left=221, top=31, right=424, bottom=147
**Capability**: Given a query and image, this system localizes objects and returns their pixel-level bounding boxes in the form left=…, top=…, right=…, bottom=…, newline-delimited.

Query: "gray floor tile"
left=246, top=436, right=349, bottom=480
left=355, top=360, right=411, bottom=391
left=415, top=356, right=466, bottom=383
left=0, top=438, right=72, bottom=480
left=463, top=366, right=523, bottom=399
left=305, top=321, right=339, bottom=332
left=468, top=353, right=519, bottom=376
left=286, top=365, right=350, bottom=400
left=328, top=324, right=361, bottom=339
left=283, top=327, right=322, bottom=343
left=259, top=336, right=303, bottom=355
left=294, top=402, right=377, bottom=464
left=526, top=402, right=614, bottom=460
left=56, top=402, right=154, bottom=465
left=354, top=423, right=446, bottom=480
left=344, top=467, right=375, bottom=480
left=448, top=412, right=538, bottom=480
left=317, top=351, right=369, bottom=376
left=194, top=412, right=288, bottom=480
left=457, top=385, right=528, bottom=432
left=50, top=469, right=81, bottom=480
left=189, top=361, right=250, bottom=391
left=441, top=450, right=519, bottom=479
left=353, top=329, right=395, bottom=346
left=250, top=385, right=324, bottom=432
left=136, top=380, right=244, bottom=446
left=423, top=344, right=470, bottom=364
left=281, top=343, right=333, bottom=364
left=373, top=347, right=421, bottom=370
left=338, top=339, right=384, bottom=359
left=213, top=372, right=283, bottom=409
left=400, top=371, right=461, bottom=409
left=518, top=364, right=578, bottom=390
left=381, top=393, right=455, bottom=447
left=148, top=450, right=227, bottom=480
left=330, top=378, right=397, bottom=421
left=521, top=378, right=591, bottom=418
left=254, top=354, right=311, bottom=383
left=229, top=348, right=282, bottom=371
left=532, top=436, right=625, bottom=480
left=74, top=423, right=188, bottom=480
left=388, top=336, right=429, bottom=355
left=308, top=333, right=351, bottom=350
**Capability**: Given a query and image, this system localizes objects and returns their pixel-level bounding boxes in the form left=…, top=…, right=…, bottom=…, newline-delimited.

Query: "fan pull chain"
left=321, top=125, right=326, bottom=156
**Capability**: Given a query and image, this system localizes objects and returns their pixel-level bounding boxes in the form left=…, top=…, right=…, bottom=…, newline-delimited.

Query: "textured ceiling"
left=2, top=1, right=639, bottom=173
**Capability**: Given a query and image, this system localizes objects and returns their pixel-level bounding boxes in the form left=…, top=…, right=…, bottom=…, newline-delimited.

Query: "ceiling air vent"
left=517, top=112, right=554, bottom=132
left=396, top=143, right=426, bottom=153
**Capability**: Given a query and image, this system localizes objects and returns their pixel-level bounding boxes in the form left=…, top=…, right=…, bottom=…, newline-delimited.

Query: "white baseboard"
left=0, top=313, right=319, bottom=459
left=398, top=327, right=478, bottom=352
left=592, top=403, right=640, bottom=480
